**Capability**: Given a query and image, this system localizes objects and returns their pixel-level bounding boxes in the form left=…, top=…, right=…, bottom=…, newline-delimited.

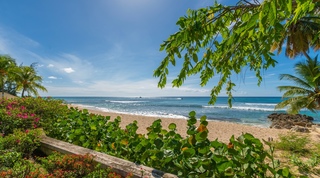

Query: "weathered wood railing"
left=40, top=136, right=178, bottom=178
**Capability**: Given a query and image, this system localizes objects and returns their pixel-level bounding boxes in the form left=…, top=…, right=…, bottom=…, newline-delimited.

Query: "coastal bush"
left=274, top=133, right=310, bottom=154
left=48, top=108, right=293, bottom=177
left=0, top=129, right=42, bottom=158
left=0, top=120, right=130, bottom=177
left=290, top=154, right=320, bottom=176
left=0, top=99, right=40, bottom=135
left=0, top=97, right=68, bottom=135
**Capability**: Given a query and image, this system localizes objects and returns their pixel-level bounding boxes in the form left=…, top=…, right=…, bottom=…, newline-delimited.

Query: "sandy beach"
left=69, top=104, right=296, bottom=143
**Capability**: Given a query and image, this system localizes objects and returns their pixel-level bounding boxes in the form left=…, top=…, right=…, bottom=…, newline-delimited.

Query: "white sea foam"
left=71, top=104, right=96, bottom=108
left=244, top=103, right=277, bottom=106
left=109, top=100, right=148, bottom=104
left=95, top=107, right=188, bottom=119
left=203, top=105, right=285, bottom=111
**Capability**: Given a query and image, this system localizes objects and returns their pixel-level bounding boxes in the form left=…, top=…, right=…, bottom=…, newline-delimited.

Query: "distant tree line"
left=0, top=55, right=47, bottom=98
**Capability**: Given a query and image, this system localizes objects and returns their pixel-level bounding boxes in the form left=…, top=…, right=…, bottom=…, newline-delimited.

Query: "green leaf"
left=200, top=115, right=206, bottom=122
left=79, top=135, right=86, bottom=142
left=154, top=139, right=163, bottom=149
left=148, top=132, right=157, bottom=139
left=90, top=124, right=97, bottom=131
left=192, top=53, right=198, bottom=63
left=168, top=123, right=176, bottom=130
left=217, top=161, right=233, bottom=174
left=196, top=131, right=208, bottom=141
left=76, top=119, right=83, bottom=126
left=287, top=0, right=292, bottom=13
left=198, top=146, right=210, bottom=154
left=75, top=129, right=82, bottom=135
left=183, top=148, right=195, bottom=158
left=188, top=118, right=197, bottom=125
left=189, top=111, right=196, bottom=117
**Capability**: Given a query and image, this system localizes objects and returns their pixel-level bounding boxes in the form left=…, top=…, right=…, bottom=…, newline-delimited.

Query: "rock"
left=268, top=113, right=315, bottom=130
left=290, top=126, right=310, bottom=133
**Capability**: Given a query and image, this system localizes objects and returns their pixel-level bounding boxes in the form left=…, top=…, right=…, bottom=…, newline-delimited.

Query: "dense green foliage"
left=276, top=56, right=320, bottom=114
left=0, top=135, right=127, bottom=177
left=47, top=107, right=293, bottom=177
left=0, top=55, right=17, bottom=98
left=0, top=97, right=130, bottom=177
left=0, top=97, right=68, bottom=135
left=6, top=97, right=319, bottom=177
left=154, top=0, right=320, bottom=106
left=0, top=55, right=47, bottom=98
left=274, top=133, right=310, bottom=154
left=15, top=64, right=47, bottom=97
left=273, top=133, right=320, bottom=177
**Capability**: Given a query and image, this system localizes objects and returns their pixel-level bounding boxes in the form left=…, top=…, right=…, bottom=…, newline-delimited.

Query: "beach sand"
left=69, top=105, right=299, bottom=143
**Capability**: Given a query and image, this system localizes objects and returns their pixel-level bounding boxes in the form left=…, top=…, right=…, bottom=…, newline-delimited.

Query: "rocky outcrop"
left=268, top=113, right=314, bottom=132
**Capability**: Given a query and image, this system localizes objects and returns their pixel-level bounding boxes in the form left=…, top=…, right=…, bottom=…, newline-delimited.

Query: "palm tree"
left=275, top=55, right=320, bottom=114
left=0, top=55, right=17, bottom=99
left=271, top=15, right=320, bottom=59
left=15, top=64, right=47, bottom=97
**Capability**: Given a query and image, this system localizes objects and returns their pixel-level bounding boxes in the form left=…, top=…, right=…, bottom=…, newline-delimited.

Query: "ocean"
left=55, top=96, right=320, bottom=127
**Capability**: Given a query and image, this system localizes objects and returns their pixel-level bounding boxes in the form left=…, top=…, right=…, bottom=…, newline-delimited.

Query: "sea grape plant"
left=48, top=108, right=293, bottom=177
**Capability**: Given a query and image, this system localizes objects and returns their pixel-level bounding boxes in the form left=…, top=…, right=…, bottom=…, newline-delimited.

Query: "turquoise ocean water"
left=55, top=96, right=320, bottom=127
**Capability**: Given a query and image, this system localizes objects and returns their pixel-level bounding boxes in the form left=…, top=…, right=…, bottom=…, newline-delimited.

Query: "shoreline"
left=69, top=104, right=291, bottom=143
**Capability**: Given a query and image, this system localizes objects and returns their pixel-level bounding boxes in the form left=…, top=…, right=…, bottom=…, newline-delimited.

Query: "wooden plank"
left=40, top=136, right=178, bottom=178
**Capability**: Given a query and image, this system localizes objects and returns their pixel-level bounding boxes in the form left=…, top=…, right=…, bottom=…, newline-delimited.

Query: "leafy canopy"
left=276, top=55, right=320, bottom=114
left=15, top=63, right=47, bottom=97
left=154, top=0, right=320, bottom=106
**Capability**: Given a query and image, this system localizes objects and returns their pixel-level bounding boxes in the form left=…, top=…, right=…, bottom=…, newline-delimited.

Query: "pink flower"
left=25, top=129, right=29, bottom=133
left=22, top=114, right=28, bottom=119
left=6, top=111, right=11, bottom=115
left=21, top=106, right=26, bottom=110
left=34, top=118, right=40, bottom=122
left=6, top=105, right=12, bottom=110
left=30, top=113, right=35, bottom=117
left=16, top=139, right=20, bottom=143
left=33, top=124, right=37, bottom=128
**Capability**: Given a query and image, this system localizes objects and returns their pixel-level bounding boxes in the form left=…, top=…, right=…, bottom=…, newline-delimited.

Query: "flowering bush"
left=0, top=132, right=130, bottom=177
left=38, top=152, right=96, bottom=176
left=0, top=97, right=68, bottom=135
left=0, top=99, right=40, bottom=135
left=0, top=129, right=41, bottom=158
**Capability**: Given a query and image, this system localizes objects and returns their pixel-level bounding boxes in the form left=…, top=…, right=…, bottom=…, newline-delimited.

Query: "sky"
left=0, top=0, right=309, bottom=97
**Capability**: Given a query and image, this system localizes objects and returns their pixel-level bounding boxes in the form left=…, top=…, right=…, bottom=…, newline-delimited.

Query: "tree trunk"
left=21, top=89, right=25, bottom=97
left=1, top=79, right=4, bottom=99
left=302, top=51, right=312, bottom=60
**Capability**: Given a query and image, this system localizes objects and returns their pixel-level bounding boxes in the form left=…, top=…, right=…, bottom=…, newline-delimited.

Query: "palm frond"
left=279, top=74, right=314, bottom=90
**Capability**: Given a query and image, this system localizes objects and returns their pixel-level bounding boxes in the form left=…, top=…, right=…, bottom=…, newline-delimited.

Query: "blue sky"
left=0, top=0, right=308, bottom=97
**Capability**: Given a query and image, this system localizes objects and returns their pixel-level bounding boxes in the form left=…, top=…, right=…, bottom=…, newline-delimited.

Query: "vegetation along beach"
left=0, top=0, right=320, bottom=177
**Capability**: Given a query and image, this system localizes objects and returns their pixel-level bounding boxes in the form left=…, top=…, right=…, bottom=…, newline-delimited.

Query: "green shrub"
left=0, top=151, right=22, bottom=168
left=0, top=97, right=69, bottom=135
left=49, top=109, right=294, bottom=177
left=274, top=133, right=310, bottom=154
left=0, top=129, right=42, bottom=158
left=0, top=99, right=40, bottom=135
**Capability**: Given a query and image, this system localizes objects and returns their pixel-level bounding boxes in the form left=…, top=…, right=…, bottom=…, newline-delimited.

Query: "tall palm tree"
left=271, top=15, right=320, bottom=59
left=15, top=64, right=47, bottom=97
left=275, top=55, right=320, bottom=114
left=0, top=55, right=17, bottom=99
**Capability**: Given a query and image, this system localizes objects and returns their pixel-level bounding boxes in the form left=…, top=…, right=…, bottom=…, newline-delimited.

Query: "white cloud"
left=63, top=67, right=75, bottom=73
left=47, top=64, right=54, bottom=68
left=48, top=76, right=57, bottom=79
